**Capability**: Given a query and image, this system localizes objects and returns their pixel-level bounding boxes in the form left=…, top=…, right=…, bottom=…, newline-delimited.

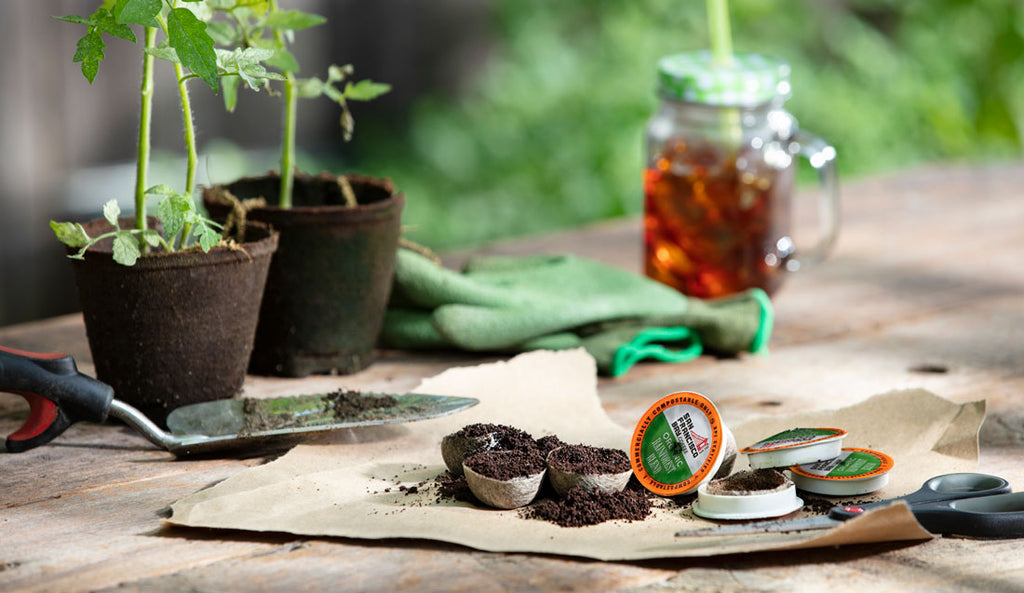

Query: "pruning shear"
left=675, top=473, right=1024, bottom=539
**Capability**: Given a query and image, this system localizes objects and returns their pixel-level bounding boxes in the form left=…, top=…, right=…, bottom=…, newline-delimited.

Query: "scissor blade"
left=676, top=515, right=841, bottom=537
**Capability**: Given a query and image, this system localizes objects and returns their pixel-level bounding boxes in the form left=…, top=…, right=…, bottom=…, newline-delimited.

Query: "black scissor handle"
left=910, top=491, right=1024, bottom=538
left=0, top=346, right=114, bottom=452
left=829, top=473, right=1011, bottom=521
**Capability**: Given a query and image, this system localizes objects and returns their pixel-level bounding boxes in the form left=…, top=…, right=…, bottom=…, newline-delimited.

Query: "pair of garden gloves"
left=380, top=248, right=773, bottom=377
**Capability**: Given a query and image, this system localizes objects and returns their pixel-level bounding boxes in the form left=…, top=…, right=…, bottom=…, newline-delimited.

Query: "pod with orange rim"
left=630, top=391, right=736, bottom=497
left=789, top=447, right=894, bottom=496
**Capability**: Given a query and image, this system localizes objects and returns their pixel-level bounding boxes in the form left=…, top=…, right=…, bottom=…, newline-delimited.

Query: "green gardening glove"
left=381, top=249, right=773, bottom=376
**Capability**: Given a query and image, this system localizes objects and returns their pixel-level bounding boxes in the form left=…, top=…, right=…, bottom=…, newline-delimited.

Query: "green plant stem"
left=269, top=0, right=296, bottom=208
left=135, top=27, right=157, bottom=235
left=174, top=60, right=198, bottom=248
left=279, top=72, right=297, bottom=208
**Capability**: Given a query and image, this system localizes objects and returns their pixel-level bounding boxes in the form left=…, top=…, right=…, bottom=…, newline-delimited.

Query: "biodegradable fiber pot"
left=70, top=218, right=278, bottom=427
left=204, top=172, right=404, bottom=377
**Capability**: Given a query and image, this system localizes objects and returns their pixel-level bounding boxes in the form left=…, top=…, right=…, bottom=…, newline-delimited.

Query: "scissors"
left=675, top=473, right=1024, bottom=539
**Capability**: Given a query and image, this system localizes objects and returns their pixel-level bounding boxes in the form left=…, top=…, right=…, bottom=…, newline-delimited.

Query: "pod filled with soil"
left=546, top=445, right=633, bottom=497
left=462, top=450, right=547, bottom=509
left=441, top=423, right=537, bottom=476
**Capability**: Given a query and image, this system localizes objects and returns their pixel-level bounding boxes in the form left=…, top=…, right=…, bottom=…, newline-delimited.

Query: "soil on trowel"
left=323, top=389, right=399, bottom=421
left=240, top=398, right=297, bottom=435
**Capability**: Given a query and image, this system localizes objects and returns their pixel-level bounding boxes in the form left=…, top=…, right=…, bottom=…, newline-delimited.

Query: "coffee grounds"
left=453, top=423, right=539, bottom=454
left=548, top=444, right=630, bottom=474
left=435, top=472, right=478, bottom=504
left=536, top=435, right=568, bottom=458
left=705, top=469, right=788, bottom=495
left=526, top=486, right=652, bottom=527
left=464, top=450, right=546, bottom=481
left=325, top=389, right=399, bottom=421
left=802, top=497, right=874, bottom=515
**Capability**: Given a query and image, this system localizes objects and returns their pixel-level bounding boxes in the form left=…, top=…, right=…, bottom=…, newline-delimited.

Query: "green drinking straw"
left=706, top=0, right=742, bottom=147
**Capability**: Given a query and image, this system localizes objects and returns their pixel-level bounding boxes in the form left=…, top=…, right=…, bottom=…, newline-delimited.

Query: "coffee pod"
left=546, top=445, right=633, bottom=497
left=741, top=427, right=847, bottom=469
left=463, top=450, right=547, bottom=509
left=788, top=447, right=894, bottom=496
left=693, top=469, right=803, bottom=520
left=631, top=391, right=737, bottom=496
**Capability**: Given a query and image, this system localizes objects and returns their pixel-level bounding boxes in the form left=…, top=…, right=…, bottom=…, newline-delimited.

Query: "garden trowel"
left=0, top=345, right=478, bottom=457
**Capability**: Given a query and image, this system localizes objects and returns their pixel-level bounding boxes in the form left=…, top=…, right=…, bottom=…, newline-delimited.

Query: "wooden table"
left=3, top=162, right=1024, bottom=592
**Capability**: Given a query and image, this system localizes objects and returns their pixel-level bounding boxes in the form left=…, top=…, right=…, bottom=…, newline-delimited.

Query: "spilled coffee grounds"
left=526, top=486, right=652, bottom=527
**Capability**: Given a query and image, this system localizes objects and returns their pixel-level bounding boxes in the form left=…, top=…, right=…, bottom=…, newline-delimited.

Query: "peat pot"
left=204, top=172, right=405, bottom=377
left=70, top=219, right=278, bottom=427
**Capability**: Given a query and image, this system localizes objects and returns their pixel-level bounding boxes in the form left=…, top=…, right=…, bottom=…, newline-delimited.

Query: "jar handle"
left=788, top=130, right=840, bottom=270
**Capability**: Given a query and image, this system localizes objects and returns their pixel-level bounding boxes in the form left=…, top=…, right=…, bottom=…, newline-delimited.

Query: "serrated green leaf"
left=221, top=74, right=240, bottom=111
left=54, top=15, right=92, bottom=26
left=206, top=20, right=238, bottom=45
left=73, top=29, right=106, bottom=83
left=142, top=230, right=162, bottom=247
left=265, top=46, right=299, bottom=74
left=145, top=184, right=176, bottom=196
left=144, top=45, right=180, bottom=63
left=196, top=224, right=220, bottom=252
left=95, top=10, right=135, bottom=42
left=50, top=221, right=91, bottom=248
left=157, top=195, right=191, bottom=241
left=112, top=233, right=140, bottom=266
left=166, top=8, right=218, bottom=91
left=113, top=0, right=160, bottom=27
left=263, top=10, right=326, bottom=31
left=102, top=200, right=121, bottom=226
left=344, top=79, right=391, bottom=101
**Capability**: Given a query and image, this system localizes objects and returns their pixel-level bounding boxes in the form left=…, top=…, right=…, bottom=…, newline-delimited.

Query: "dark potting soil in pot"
left=547, top=444, right=630, bottom=474
left=453, top=423, right=540, bottom=454
left=463, top=450, right=546, bottom=481
left=203, top=172, right=404, bottom=378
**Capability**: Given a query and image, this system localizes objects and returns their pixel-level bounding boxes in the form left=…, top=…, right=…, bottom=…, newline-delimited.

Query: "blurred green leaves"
left=365, top=0, right=1023, bottom=249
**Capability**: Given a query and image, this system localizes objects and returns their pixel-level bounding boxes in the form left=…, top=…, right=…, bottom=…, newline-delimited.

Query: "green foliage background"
left=357, top=0, right=1024, bottom=249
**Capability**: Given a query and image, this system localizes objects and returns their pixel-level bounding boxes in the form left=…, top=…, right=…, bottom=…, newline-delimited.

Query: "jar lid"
left=630, top=391, right=733, bottom=496
left=657, top=51, right=791, bottom=107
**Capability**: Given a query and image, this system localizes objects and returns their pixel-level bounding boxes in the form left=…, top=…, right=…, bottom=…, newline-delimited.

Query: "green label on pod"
left=741, top=427, right=846, bottom=453
left=791, top=448, right=894, bottom=481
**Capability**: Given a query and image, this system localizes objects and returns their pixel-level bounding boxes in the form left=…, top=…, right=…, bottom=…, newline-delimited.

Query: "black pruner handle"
left=0, top=345, right=114, bottom=452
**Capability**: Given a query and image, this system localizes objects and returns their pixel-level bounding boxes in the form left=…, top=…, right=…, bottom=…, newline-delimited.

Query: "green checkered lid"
left=657, top=51, right=791, bottom=106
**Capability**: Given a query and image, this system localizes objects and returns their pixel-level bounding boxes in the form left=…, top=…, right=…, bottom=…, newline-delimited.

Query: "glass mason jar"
left=644, top=51, right=839, bottom=299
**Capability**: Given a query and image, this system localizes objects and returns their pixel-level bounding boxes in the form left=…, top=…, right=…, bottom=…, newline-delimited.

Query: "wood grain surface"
left=3, top=162, right=1024, bottom=592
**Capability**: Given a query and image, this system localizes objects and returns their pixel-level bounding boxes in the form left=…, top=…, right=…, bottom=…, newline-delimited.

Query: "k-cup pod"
left=693, top=469, right=803, bottom=520
left=741, top=427, right=847, bottom=469
left=631, top=391, right=737, bottom=496
left=788, top=447, right=894, bottom=496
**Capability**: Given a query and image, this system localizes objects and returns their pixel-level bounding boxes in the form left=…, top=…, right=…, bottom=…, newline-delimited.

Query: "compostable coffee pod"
left=789, top=447, right=894, bottom=496
left=693, top=469, right=804, bottom=520
left=741, top=427, right=847, bottom=469
left=631, top=391, right=736, bottom=496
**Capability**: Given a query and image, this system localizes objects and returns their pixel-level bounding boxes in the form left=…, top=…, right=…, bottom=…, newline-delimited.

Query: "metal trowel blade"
left=162, top=391, right=478, bottom=455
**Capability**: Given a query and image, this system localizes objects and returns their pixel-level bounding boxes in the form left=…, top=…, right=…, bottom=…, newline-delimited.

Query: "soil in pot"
left=462, top=449, right=547, bottom=509
left=203, top=172, right=404, bottom=377
left=71, top=218, right=278, bottom=427
left=546, top=444, right=633, bottom=497
left=441, top=422, right=541, bottom=475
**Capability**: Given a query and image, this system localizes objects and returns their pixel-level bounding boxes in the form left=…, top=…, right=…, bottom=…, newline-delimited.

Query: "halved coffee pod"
left=546, top=445, right=633, bottom=497
left=463, top=450, right=546, bottom=509
left=441, top=423, right=536, bottom=476
left=693, top=469, right=803, bottom=520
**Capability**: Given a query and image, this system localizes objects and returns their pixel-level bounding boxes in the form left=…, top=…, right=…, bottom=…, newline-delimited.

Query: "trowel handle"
left=0, top=346, right=113, bottom=452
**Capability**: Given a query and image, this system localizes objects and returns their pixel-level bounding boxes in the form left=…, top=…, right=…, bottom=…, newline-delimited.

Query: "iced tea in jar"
left=644, top=51, right=838, bottom=299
